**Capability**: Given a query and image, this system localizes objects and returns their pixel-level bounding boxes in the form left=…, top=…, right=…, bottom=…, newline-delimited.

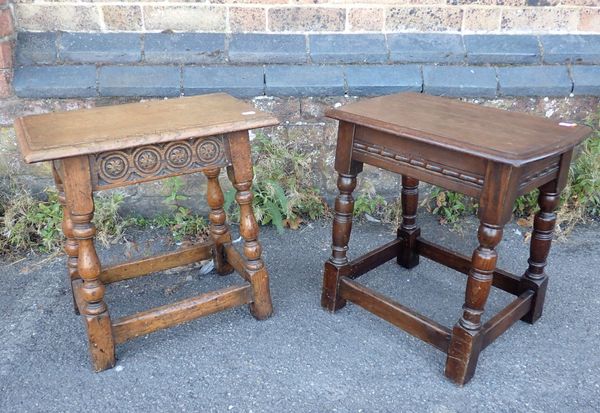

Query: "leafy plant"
left=224, top=134, right=328, bottom=232
left=160, top=176, right=209, bottom=241
left=0, top=185, right=127, bottom=254
left=424, top=188, right=477, bottom=225
left=353, top=193, right=387, bottom=219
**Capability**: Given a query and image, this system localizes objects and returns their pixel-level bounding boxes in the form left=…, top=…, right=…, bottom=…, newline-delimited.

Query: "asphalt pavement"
left=1, top=215, right=599, bottom=412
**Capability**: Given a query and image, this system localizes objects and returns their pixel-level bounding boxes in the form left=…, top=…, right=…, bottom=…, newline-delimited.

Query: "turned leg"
left=519, top=182, right=560, bottom=324
left=61, top=156, right=115, bottom=371
left=227, top=132, right=273, bottom=320
left=53, top=163, right=81, bottom=315
left=397, top=175, right=420, bottom=269
left=204, top=168, right=233, bottom=275
left=321, top=172, right=358, bottom=312
left=445, top=222, right=504, bottom=385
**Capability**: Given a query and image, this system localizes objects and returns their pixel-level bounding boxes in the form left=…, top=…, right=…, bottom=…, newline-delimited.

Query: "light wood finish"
left=322, top=92, right=592, bottom=385
left=327, top=92, right=591, bottom=166
left=15, top=93, right=279, bottom=163
left=112, top=284, right=253, bottom=344
left=15, top=94, right=277, bottom=372
left=99, top=244, right=213, bottom=284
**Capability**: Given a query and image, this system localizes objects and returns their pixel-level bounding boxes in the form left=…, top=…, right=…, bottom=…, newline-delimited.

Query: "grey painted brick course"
left=228, top=34, right=306, bottom=64
left=265, top=65, right=344, bottom=97
left=14, top=65, right=97, bottom=98
left=183, top=66, right=264, bottom=98
left=571, top=66, right=600, bottom=96
left=423, top=66, right=497, bottom=97
left=541, top=35, right=600, bottom=65
left=388, top=34, right=464, bottom=63
left=59, top=33, right=142, bottom=64
left=309, top=34, right=387, bottom=64
left=345, top=65, right=422, bottom=96
left=16, top=32, right=57, bottom=65
left=99, top=66, right=180, bottom=97
left=144, top=33, right=225, bottom=64
left=497, top=66, right=572, bottom=96
left=465, top=35, right=540, bottom=65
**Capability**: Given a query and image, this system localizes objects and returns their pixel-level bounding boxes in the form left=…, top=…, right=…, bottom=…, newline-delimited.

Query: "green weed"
left=224, top=134, right=328, bottom=232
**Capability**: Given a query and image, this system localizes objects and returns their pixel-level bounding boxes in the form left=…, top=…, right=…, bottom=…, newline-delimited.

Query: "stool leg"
left=53, top=164, right=80, bottom=315
left=445, top=222, right=503, bottom=385
left=227, top=132, right=273, bottom=320
left=204, top=168, right=234, bottom=276
left=519, top=182, right=560, bottom=324
left=397, top=175, right=420, bottom=269
left=61, top=157, right=115, bottom=372
left=321, top=172, right=358, bottom=312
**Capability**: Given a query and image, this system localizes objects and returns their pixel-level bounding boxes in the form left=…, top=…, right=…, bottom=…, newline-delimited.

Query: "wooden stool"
left=321, top=92, right=592, bottom=385
left=15, top=93, right=278, bottom=371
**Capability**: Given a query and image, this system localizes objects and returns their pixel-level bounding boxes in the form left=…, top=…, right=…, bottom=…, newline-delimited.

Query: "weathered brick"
left=497, top=66, right=572, bottom=96
left=228, top=34, right=306, bottom=64
left=462, top=7, right=501, bottom=32
left=0, top=8, right=13, bottom=37
left=423, top=66, right=497, bottom=97
left=388, top=34, right=464, bottom=63
left=579, top=8, right=600, bottom=32
left=102, top=5, right=143, bottom=31
left=571, top=66, right=600, bottom=96
left=59, top=33, right=141, bottom=64
left=345, top=65, right=422, bottom=96
left=144, top=33, right=225, bottom=64
left=99, top=66, right=180, bottom=97
left=183, top=66, right=264, bottom=98
left=465, top=35, right=541, bottom=64
left=309, top=34, right=387, bottom=64
left=501, top=8, right=579, bottom=32
left=143, top=5, right=226, bottom=32
left=0, top=68, right=10, bottom=98
left=229, top=7, right=266, bottom=33
left=348, top=7, right=384, bottom=32
left=16, top=32, right=56, bottom=65
left=0, top=41, right=12, bottom=69
left=265, top=65, right=344, bottom=96
left=14, top=4, right=101, bottom=32
left=386, top=7, right=463, bottom=32
left=14, top=65, right=97, bottom=98
left=540, top=35, right=600, bottom=64
left=268, top=7, right=345, bottom=32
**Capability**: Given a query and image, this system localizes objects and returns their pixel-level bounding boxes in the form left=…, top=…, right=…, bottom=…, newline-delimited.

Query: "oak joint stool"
left=321, top=92, right=592, bottom=385
left=15, top=93, right=278, bottom=371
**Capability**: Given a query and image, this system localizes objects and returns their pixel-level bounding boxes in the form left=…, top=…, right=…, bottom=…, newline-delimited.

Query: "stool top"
left=327, top=92, right=592, bottom=166
left=15, top=93, right=279, bottom=163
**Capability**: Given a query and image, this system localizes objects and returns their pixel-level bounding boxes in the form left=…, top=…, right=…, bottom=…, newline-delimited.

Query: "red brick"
left=0, top=9, right=13, bottom=38
left=0, top=41, right=12, bottom=69
left=0, top=69, right=12, bottom=98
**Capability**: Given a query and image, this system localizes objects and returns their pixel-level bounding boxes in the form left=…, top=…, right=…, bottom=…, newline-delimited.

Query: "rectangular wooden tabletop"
left=15, top=93, right=279, bottom=163
left=327, top=92, right=592, bottom=166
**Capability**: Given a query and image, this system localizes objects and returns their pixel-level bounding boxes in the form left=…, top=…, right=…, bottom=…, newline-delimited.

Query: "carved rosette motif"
left=94, top=136, right=228, bottom=189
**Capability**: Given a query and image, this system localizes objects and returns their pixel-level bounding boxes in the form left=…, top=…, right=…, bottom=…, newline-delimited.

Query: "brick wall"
left=0, top=0, right=13, bottom=97
left=12, top=1, right=600, bottom=34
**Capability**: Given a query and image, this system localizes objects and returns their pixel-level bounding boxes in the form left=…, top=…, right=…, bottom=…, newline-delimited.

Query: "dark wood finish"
left=339, top=277, right=451, bottom=353
left=326, top=92, right=590, bottom=166
left=323, top=92, right=592, bottom=385
left=398, top=175, right=420, bottom=269
left=99, top=244, right=213, bottom=284
left=416, top=237, right=520, bottom=296
left=15, top=94, right=277, bottom=372
left=481, top=291, right=533, bottom=350
left=112, top=284, right=253, bottom=344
